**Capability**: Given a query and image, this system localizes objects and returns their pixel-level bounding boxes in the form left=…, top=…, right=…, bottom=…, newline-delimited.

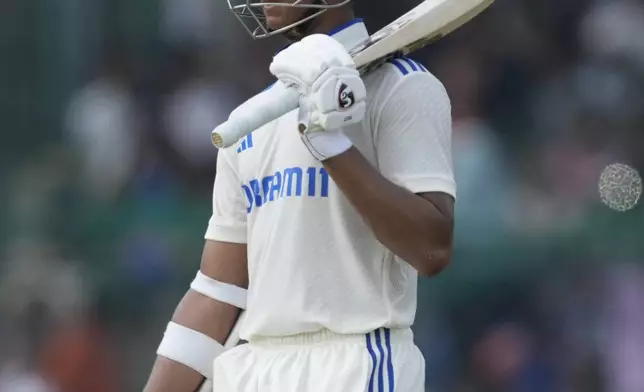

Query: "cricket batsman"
left=144, top=0, right=455, bottom=391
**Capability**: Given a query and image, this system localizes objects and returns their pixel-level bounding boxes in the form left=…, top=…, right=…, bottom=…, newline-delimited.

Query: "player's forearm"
left=145, top=241, right=248, bottom=392
left=323, top=147, right=453, bottom=276
left=144, top=290, right=242, bottom=392
left=144, top=356, right=204, bottom=392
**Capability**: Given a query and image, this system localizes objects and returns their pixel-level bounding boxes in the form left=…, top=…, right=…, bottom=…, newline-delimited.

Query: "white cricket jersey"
left=205, top=19, right=455, bottom=341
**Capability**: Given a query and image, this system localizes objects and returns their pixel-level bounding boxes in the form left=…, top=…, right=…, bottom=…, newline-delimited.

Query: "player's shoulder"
left=385, top=56, right=431, bottom=77
left=368, top=55, right=431, bottom=78
left=364, top=56, right=448, bottom=106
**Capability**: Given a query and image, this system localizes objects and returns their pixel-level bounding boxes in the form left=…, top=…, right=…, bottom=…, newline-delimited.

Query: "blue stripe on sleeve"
left=389, top=57, right=429, bottom=75
left=389, top=58, right=409, bottom=75
left=410, top=58, right=429, bottom=72
left=401, top=57, right=418, bottom=72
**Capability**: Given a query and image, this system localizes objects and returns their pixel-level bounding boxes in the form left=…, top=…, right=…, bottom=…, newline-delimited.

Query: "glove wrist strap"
left=300, top=129, right=352, bottom=161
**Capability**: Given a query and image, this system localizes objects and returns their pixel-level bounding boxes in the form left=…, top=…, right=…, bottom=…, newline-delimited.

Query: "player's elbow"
left=408, top=192, right=454, bottom=277
left=412, top=247, right=452, bottom=277
left=412, top=216, right=453, bottom=277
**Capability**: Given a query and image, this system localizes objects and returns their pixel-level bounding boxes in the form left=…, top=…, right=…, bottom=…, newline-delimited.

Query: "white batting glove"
left=270, top=34, right=367, bottom=161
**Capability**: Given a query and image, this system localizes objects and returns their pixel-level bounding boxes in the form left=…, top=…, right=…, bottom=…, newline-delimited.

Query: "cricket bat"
left=211, top=0, right=494, bottom=149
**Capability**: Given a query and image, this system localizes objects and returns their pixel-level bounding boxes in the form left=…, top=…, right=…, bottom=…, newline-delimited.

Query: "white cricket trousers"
left=211, top=327, right=425, bottom=392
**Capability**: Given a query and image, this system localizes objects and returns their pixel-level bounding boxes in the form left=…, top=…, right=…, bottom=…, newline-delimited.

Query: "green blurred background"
left=1, top=0, right=644, bottom=391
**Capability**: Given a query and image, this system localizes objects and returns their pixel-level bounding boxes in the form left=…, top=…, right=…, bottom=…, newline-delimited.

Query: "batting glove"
left=270, top=34, right=367, bottom=161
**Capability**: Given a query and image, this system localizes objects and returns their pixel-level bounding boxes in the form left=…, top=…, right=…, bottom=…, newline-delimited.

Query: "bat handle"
left=211, top=87, right=300, bottom=149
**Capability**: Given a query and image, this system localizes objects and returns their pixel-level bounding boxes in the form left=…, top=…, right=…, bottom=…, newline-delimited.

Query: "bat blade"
left=352, top=0, right=494, bottom=70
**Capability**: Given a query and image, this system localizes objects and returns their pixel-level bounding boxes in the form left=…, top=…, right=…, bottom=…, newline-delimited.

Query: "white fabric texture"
left=211, top=328, right=424, bottom=392
left=372, top=72, right=456, bottom=198
left=205, top=147, right=247, bottom=243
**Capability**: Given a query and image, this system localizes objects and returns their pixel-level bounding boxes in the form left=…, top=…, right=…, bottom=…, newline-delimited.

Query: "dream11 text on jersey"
left=242, top=166, right=331, bottom=213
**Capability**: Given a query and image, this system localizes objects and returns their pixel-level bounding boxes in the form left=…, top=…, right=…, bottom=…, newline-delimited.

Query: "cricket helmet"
left=227, top=0, right=353, bottom=39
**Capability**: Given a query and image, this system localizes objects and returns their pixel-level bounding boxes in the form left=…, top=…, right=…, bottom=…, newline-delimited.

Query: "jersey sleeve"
left=205, top=149, right=247, bottom=243
left=373, top=72, right=456, bottom=199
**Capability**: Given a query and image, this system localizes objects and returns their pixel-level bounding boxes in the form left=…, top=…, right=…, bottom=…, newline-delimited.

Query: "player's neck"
left=286, top=9, right=355, bottom=41
left=310, top=9, right=356, bottom=36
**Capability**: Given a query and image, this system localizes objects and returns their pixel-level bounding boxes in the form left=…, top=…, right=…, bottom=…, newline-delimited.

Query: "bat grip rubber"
left=211, top=87, right=300, bottom=149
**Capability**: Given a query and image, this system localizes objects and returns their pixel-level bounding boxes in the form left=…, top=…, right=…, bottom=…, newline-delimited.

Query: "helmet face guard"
left=226, top=0, right=353, bottom=39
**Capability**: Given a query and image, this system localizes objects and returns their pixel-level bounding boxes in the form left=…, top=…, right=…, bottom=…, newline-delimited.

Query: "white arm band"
left=156, top=322, right=224, bottom=379
left=195, top=311, right=246, bottom=392
left=190, top=271, right=247, bottom=309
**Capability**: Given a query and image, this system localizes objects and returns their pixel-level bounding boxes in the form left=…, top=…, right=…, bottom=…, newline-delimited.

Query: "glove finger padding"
left=270, top=42, right=313, bottom=91
left=300, top=34, right=356, bottom=68
left=268, top=34, right=365, bottom=161
left=270, top=34, right=357, bottom=88
left=307, top=67, right=366, bottom=131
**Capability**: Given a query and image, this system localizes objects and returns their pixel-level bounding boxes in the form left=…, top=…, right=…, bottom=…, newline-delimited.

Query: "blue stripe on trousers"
left=384, top=328, right=394, bottom=392
left=366, top=329, right=396, bottom=392
left=366, top=332, right=377, bottom=392
left=374, top=330, right=385, bottom=391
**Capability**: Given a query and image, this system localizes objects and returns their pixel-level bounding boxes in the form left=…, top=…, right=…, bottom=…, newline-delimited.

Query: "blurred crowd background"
left=1, top=0, right=644, bottom=391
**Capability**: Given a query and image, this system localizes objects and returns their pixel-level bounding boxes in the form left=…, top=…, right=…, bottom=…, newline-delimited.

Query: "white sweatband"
left=190, top=271, right=247, bottom=309
left=156, top=322, right=224, bottom=379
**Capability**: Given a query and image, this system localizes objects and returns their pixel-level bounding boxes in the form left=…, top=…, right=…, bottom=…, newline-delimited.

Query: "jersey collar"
left=328, top=18, right=369, bottom=53
left=274, top=18, right=368, bottom=56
